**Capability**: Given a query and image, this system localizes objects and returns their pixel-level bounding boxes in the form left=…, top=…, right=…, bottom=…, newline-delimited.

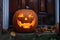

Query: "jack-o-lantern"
left=13, top=9, right=38, bottom=32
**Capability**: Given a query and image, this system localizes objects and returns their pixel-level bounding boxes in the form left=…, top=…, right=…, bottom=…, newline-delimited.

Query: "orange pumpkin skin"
left=13, top=9, right=38, bottom=32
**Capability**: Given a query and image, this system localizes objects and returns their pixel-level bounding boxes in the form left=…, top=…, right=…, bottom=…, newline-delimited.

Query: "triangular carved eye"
left=28, top=14, right=33, bottom=18
left=18, top=14, right=24, bottom=17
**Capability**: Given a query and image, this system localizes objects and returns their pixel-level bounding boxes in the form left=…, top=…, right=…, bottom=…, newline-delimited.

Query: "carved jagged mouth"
left=17, top=19, right=35, bottom=29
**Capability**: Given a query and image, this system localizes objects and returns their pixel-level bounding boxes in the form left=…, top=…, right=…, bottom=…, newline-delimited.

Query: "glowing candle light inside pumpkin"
left=25, top=17, right=28, bottom=20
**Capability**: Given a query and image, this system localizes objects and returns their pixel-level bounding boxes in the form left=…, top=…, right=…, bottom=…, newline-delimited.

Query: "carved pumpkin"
left=13, top=9, right=38, bottom=32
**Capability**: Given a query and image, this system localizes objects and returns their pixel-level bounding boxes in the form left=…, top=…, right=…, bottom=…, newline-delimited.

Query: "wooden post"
left=0, top=0, right=2, bottom=33
left=0, top=0, right=2, bottom=39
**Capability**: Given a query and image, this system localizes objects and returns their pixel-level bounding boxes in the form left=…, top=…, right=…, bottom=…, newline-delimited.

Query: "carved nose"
left=25, top=17, right=28, bottom=20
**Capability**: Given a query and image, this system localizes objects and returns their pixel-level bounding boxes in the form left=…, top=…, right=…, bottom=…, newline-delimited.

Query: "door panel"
left=9, top=0, right=55, bottom=27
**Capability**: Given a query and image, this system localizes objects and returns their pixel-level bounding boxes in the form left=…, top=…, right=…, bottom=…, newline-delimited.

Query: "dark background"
left=9, top=0, right=55, bottom=28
